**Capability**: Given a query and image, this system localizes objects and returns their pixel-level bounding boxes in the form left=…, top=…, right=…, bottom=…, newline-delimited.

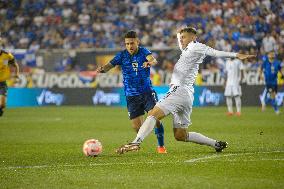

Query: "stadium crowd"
left=0, top=0, right=283, bottom=72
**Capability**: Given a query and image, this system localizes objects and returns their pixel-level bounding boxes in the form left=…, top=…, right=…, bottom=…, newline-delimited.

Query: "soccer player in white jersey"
left=224, top=58, right=244, bottom=116
left=116, top=27, right=255, bottom=154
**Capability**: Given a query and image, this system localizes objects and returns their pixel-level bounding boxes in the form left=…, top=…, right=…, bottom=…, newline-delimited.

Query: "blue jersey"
left=261, top=58, right=282, bottom=85
left=110, top=46, right=153, bottom=96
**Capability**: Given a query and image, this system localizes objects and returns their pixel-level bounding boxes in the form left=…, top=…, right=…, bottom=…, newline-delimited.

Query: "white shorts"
left=156, top=86, right=193, bottom=128
left=224, top=85, right=242, bottom=97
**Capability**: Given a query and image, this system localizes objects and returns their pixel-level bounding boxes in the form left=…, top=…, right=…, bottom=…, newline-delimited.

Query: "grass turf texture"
left=0, top=106, right=283, bottom=189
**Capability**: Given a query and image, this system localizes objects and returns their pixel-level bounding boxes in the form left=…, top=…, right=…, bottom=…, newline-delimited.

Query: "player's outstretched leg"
left=182, top=131, right=228, bottom=152
left=155, top=122, right=167, bottom=154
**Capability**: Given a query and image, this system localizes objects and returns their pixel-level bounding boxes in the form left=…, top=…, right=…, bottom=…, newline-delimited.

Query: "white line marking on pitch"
left=184, top=150, right=284, bottom=163
left=1, top=150, right=283, bottom=170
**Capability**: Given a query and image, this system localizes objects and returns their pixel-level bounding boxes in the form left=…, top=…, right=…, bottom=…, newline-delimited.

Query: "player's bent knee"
left=174, top=134, right=185, bottom=141
left=174, top=129, right=187, bottom=141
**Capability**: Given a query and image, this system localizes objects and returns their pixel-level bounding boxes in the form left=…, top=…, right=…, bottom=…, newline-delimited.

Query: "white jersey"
left=172, top=34, right=237, bottom=93
left=225, top=59, right=244, bottom=86
left=156, top=33, right=238, bottom=127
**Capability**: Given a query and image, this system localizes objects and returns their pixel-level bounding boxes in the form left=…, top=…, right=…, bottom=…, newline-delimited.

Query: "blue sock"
left=271, top=98, right=278, bottom=112
left=154, top=123, right=164, bottom=147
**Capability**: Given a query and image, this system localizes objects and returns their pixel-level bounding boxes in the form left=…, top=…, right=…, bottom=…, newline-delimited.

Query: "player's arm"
left=96, top=63, right=114, bottom=73
left=142, top=54, right=158, bottom=68
left=204, top=46, right=256, bottom=60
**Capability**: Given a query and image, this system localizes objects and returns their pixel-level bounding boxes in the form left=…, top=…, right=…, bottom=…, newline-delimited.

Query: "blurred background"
left=1, top=0, right=284, bottom=108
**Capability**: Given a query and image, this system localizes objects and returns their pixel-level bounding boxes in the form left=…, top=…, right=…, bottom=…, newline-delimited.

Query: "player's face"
left=268, top=52, right=275, bottom=61
left=125, top=38, right=139, bottom=55
left=180, top=32, right=196, bottom=49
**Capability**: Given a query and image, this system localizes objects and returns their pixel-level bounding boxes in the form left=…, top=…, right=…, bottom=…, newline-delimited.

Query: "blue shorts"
left=0, top=82, right=7, bottom=96
left=126, top=90, right=158, bottom=119
left=266, top=84, right=278, bottom=94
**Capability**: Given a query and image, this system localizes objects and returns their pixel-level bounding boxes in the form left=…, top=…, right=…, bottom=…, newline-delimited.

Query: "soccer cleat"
left=226, top=112, right=233, bottom=116
left=215, top=141, right=228, bottom=152
left=275, top=110, right=280, bottom=115
left=116, top=143, right=140, bottom=154
left=235, top=112, right=241, bottom=116
left=157, top=146, right=167, bottom=154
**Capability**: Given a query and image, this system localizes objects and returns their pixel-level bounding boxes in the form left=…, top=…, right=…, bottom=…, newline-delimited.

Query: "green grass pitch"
left=0, top=106, right=283, bottom=189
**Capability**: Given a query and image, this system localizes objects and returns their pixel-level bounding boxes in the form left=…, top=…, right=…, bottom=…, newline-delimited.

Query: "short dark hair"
left=180, top=27, right=197, bottom=35
left=124, top=30, right=138, bottom=38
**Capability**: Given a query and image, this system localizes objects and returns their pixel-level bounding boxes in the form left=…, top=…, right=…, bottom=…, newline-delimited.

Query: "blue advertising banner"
left=7, top=88, right=43, bottom=107
left=8, top=85, right=283, bottom=108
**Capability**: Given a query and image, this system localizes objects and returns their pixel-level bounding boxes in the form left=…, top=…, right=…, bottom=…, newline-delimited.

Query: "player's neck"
left=268, top=58, right=274, bottom=63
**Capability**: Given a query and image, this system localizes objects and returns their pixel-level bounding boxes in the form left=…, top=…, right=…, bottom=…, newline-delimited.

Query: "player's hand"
left=142, top=61, right=153, bottom=68
left=236, top=54, right=256, bottom=60
left=96, top=66, right=105, bottom=73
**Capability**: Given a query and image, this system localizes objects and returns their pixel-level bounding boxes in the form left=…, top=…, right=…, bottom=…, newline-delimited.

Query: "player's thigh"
left=126, top=95, right=144, bottom=120
left=144, top=90, right=158, bottom=112
left=173, top=128, right=188, bottom=141
left=172, top=106, right=192, bottom=128
left=148, top=106, right=166, bottom=120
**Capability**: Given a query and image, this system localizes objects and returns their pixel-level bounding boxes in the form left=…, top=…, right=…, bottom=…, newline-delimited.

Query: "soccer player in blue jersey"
left=259, top=51, right=284, bottom=114
left=96, top=31, right=167, bottom=153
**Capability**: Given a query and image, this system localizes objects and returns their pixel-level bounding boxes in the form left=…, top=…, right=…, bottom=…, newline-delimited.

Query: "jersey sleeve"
left=109, top=52, right=122, bottom=66
left=177, top=33, right=183, bottom=51
left=7, top=53, right=15, bottom=65
left=199, top=44, right=237, bottom=58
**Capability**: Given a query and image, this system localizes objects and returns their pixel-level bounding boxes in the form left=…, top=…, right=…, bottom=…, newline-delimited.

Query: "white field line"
left=184, top=150, right=284, bottom=163
left=1, top=150, right=283, bottom=170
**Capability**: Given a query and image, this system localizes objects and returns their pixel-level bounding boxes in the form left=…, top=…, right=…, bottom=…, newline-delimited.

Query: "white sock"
left=132, top=116, right=156, bottom=144
left=186, top=132, right=216, bottom=148
left=226, top=97, right=233, bottom=113
left=235, top=96, right=241, bottom=113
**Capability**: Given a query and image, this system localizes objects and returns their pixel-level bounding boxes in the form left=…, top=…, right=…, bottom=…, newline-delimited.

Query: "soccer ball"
left=83, top=139, right=102, bottom=157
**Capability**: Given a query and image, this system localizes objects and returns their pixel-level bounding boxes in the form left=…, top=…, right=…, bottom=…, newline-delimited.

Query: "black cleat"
left=215, top=141, right=228, bottom=152
left=116, top=143, right=140, bottom=154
